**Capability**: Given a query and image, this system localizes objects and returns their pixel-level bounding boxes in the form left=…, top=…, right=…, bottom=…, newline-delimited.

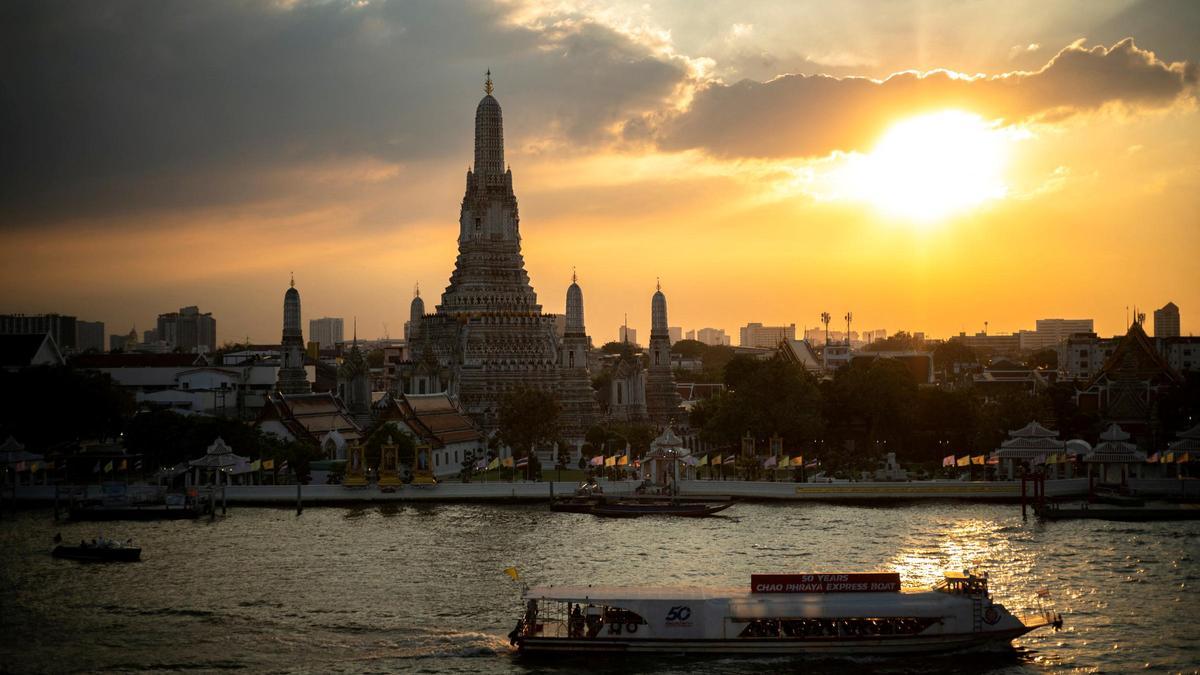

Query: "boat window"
left=736, top=617, right=939, bottom=638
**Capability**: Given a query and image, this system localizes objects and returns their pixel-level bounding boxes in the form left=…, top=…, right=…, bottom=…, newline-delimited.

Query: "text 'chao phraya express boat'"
left=510, top=571, right=1061, bottom=656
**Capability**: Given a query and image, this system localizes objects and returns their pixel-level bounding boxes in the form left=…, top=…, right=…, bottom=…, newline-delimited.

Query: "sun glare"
left=843, top=110, right=1012, bottom=224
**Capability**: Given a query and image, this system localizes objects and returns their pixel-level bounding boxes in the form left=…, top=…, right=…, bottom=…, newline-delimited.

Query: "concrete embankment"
left=6, top=478, right=1195, bottom=506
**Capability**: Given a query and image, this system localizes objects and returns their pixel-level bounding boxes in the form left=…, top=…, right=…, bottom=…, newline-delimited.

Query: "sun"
left=843, top=110, right=1012, bottom=224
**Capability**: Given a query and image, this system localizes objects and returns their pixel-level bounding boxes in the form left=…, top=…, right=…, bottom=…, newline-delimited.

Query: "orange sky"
left=1, top=1, right=1196, bottom=344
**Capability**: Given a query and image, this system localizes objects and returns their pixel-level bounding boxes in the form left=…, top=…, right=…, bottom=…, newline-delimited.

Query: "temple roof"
left=1007, top=421, right=1059, bottom=438
left=374, top=392, right=482, bottom=447
left=258, top=392, right=361, bottom=444
left=1086, top=321, right=1182, bottom=388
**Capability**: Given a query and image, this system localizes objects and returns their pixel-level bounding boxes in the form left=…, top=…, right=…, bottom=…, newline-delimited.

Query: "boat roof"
left=526, top=585, right=744, bottom=602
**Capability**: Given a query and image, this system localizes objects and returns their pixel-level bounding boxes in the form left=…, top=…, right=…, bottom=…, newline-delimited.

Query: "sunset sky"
left=2, top=0, right=1197, bottom=345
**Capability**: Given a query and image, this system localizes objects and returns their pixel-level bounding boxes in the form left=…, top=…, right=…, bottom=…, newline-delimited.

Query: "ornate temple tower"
left=405, top=283, right=424, bottom=343
left=645, top=280, right=682, bottom=426
left=338, top=322, right=372, bottom=425
left=403, top=73, right=570, bottom=434
left=277, top=275, right=310, bottom=395
left=558, top=271, right=600, bottom=439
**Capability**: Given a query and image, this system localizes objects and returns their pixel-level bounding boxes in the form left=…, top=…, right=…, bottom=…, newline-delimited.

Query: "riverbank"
left=5, top=477, right=1196, bottom=506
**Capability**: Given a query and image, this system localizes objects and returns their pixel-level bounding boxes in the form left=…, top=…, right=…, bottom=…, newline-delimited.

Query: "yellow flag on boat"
left=262, top=458, right=275, bottom=470
left=503, top=567, right=520, bottom=581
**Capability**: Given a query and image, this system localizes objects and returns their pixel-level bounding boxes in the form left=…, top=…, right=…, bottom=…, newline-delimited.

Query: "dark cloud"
left=0, top=0, right=687, bottom=223
left=654, top=38, right=1198, bottom=159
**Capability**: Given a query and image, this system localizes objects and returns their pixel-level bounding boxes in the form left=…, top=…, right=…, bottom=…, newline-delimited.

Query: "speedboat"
left=510, top=571, right=1060, bottom=655
left=52, top=538, right=141, bottom=562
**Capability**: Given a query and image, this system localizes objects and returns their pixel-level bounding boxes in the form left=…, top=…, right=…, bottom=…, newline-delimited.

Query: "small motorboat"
left=52, top=537, right=141, bottom=562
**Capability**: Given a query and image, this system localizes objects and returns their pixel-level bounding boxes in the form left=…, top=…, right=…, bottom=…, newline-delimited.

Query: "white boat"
left=510, top=571, right=1061, bottom=656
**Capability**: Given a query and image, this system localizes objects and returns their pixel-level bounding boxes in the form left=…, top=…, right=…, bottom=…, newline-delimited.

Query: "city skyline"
left=2, top=1, right=1197, bottom=345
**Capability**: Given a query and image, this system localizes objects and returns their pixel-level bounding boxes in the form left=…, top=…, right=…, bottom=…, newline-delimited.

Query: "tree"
left=862, top=331, right=922, bottom=352
left=497, top=388, right=560, bottom=478
left=366, top=348, right=385, bottom=368
left=671, top=339, right=706, bottom=358
left=933, top=340, right=979, bottom=373
left=0, top=366, right=134, bottom=451
left=600, top=341, right=635, bottom=358
left=1027, top=348, right=1058, bottom=370
left=693, top=357, right=823, bottom=451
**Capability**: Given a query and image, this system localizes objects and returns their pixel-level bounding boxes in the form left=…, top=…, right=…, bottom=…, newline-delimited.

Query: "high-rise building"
left=156, top=306, right=216, bottom=353
left=75, top=320, right=105, bottom=353
left=668, top=326, right=682, bottom=344
left=1035, top=318, right=1094, bottom=343
left=1154, top=302, right=1180, bottom=338
left=617, top=326, right=638, bottom=346
left=739, top=322, right=796, bottom=348
left=0, top=314, right=77, bottom=351
left=696, top=327, right=730, bottom=346
left=309, top=317, right=345, bottom=349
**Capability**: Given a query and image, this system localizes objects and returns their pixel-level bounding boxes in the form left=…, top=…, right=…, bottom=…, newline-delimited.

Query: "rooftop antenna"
left=623, top=313, right=628, bottom=344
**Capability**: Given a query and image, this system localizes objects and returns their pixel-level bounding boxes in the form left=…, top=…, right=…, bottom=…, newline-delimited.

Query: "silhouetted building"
left=740, top=322, right=795, bottom=348
left=309, top=317, right=344, bottom=349
left=0, top=314, right=76, bottom=351
left=156, top=306, right=216, bottom=353
left=75, top=320, right=105, bottom=353
left=1154, top=302, right=1180, bottom=338
left=276, top=277, right=311, bottom=395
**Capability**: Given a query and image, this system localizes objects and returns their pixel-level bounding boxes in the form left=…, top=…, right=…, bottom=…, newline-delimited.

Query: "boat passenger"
left=569, top=604, right=584, bottom=638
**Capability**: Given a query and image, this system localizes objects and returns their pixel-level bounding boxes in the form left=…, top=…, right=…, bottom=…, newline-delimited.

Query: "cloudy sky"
left=1, top=0, right=1197, bottom=344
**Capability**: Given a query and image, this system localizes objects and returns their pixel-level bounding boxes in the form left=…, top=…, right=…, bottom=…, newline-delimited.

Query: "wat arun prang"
left=399, top=74, right=679, bottom=443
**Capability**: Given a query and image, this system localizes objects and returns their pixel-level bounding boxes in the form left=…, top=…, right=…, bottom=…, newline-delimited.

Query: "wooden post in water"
left=1021, top=473, right=1027, bottom=520
left=296, top=482, right=302, bottom=515
left=209, top=487, right=216, bottom=522
left=221, top=482, right=227, bottom=515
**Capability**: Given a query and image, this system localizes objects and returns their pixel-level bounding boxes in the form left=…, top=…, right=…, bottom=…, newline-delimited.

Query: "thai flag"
left=515, top=456, right=529, bottom=468
left=724, top=455, right=736, bottom=464
left=804, top=459, right=819, bottom=469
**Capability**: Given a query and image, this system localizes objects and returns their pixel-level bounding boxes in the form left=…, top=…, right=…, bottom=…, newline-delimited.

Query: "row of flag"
left=1148, top=452, right=1192, bottom=464
left=943, top=454, right=997, bottom=467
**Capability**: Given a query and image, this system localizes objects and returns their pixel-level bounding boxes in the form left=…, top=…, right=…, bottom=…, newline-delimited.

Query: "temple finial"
left=572, top=266, right=577, bottom=284
left=414, top=281, right=420, bottom=298
left=485, top=69, right=493, bottom=96
left=290, top=272, right=294, bottom=288
left=656, top=277, right=661, bottom=292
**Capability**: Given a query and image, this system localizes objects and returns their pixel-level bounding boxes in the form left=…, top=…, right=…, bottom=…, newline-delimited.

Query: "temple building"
left=397, top=73, right=596, bottom=441
left=337, top=322, right=372, bottom=427
left=276, top=276, right=311, bottom=395
left=645, top=281, right=682, bottom=426
left=558, top=271, right=601, bottom=440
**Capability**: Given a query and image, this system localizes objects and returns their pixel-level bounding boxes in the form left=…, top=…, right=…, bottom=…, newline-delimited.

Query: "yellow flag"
left=618, top=456, right=629, bottom=466
left=502, top=457, right=514, bottom=468
left=262, top=458, right=275, bottom=470
left=104, top=461, right=114, bottom=473
left=503, top=567, right=520, bottom=581
left=779, top=455, right=789, bottom=468
left=487, top=458, right=500, bottom=471
left=119, top=459, right=128, bottom=470
left=698, top=454, right=708, bottom=466
left=971, top=455, right=985, bottom=466
left=793, top=455, right=805, bottom=466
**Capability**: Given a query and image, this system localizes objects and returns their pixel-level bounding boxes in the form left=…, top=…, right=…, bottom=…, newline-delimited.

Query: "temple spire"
left=290, top=272, right=294, bottom=288
left=572, top=266, right=577, bottom=284
left=485, top=69, right=493, bottom=95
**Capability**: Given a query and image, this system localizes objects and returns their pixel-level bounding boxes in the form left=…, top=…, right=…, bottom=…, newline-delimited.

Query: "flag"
left=792, top=455, right=805, bottom=466
left=502, top=457, right=514, bottom=468
left=119, top=459, right=128, bottom=471
left=724, top=455, right=736, bottom=464
left=943, top=454, right=955, bottom=468
left=1163, top=452, right=1175, bottom=463
left=618, top=456, right=629, bottom=466
left=250, top=459, right=261, bottom=471
left=262, top=458, right=275, bottom=470
left=683, top=455, right=698, bottom=466
left=279, top=460, right=289, bottom=472
left=1180, top=452, right=1192, bottom=463
left=987, top=454, right=999, bottom=465
left=503, top=567, right=520, bottom=581
left=515, top=456, right=529, bottom=468
left=134, top=459, right=143, bottom=470
left=104, top=461, right=114, bottom=473
left=956, top=456, right=970, bottom=467
left=1147, top=452, right=1159, bottom=464
left=778, top=455, right=790, bottom=468
left=1030, top=455, right=1046, bottom=466
left=603, top=456, right=614, bottom=467
left=971, top=455, right=985, bottom=466
left=30, top=462, right=39, bottom=473
left=16, top=461, right=26, bottom=472
left=698, top=454, right=708, bottom=466
left=487, top=458, right=500, bottom=471
left=763, top=456, right=777, bottom=468
left=589, top=455, right=604, bottom=466
left=805, top=459, right=819, bottom=469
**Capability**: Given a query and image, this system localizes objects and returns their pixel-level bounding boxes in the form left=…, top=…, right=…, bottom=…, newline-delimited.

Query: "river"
left=1, top=502, right=1196, bottom=673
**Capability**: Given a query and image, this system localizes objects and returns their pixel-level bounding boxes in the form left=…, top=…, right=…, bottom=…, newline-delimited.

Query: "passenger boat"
left=52, top=539, right=141, bottom=562
left=510, top=571, right=1060, bottom=655
left=589, top=500, right=733, bottom=518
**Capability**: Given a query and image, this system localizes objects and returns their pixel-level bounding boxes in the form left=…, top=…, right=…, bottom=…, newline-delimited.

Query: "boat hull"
left=519, top=626, right=1033, bottom=656
left=52, top=545, right=141, bottom=562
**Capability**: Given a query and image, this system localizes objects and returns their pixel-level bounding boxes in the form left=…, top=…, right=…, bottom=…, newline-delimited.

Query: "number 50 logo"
left=665, top=606, right=692, bottom=621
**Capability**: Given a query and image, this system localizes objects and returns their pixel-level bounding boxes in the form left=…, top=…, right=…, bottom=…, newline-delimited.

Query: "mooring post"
left=221, top=484, right=227, bottom=515
left=1021, top=474, right=1027, bottom=520
left=296, top=482, right=303, bottom=515
left=209, top=488, right=216, bottom=522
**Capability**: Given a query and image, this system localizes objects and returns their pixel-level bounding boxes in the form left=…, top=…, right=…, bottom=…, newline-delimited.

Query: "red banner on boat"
left=751, top=573, right=901, bottom=593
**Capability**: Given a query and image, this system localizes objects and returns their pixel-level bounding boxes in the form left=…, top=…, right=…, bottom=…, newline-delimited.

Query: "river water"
left=1, top=502, right=1196, bottom=674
